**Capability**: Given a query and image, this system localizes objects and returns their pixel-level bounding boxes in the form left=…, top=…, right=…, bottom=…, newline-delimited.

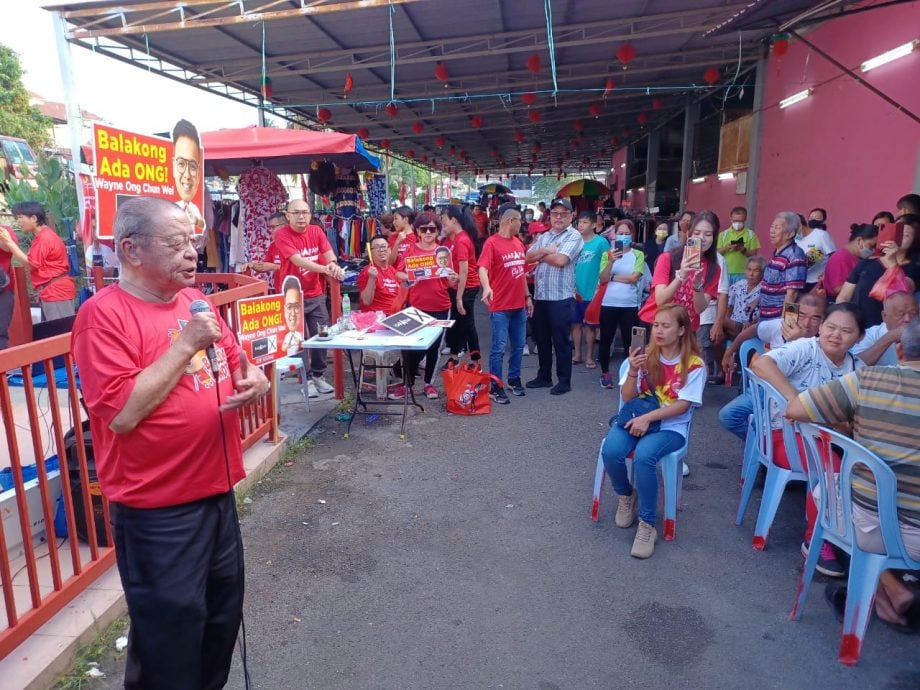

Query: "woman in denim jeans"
left=601, top=304, right=705, bottom=559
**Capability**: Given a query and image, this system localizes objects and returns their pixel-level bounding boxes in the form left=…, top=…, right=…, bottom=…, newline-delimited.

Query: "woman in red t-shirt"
left=393, top=212, right=457, bottom=400
left=441, top=205, right=482, bottom=366
left=639, top=211, right=721, bottom=332
left=358, top=234, right=403, bottom=315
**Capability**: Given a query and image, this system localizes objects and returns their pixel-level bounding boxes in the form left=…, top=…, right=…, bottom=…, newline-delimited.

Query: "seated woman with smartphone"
left=638, top=211, right=722, bottom=333
left=600, top=303, right=705, bottom=559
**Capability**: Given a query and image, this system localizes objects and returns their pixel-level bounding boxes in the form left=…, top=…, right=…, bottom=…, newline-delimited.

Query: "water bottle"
left=341, top=293, right=351, bottom=329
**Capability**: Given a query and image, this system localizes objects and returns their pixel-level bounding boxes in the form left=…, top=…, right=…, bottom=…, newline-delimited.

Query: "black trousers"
left=112, top=491, right=244, bottom=690
left=598, top=305, right=638, bottom=374
left=0, top=290, right=13, bottom=349
left=446, top=288, right=481, bottom=357
left=532, top=297, right=575, bottom=386
left=406, top=308, right=449, bottom=386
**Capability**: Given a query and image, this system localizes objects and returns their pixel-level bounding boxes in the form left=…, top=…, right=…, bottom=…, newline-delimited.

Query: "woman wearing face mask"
left=796, top=207, right=836, bottom=292
left=644, top=220, right=670, bottom=268
left=639, top=211, right=722, bottom=334
left=837, top=214, right=920, bottom=327
left=597, top=220, right=644, bottom=388
left=822, top=223, right=878, bottom=300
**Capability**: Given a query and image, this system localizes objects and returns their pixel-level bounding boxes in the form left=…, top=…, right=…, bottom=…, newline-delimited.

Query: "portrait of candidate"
left=172, top=119, right=204, bottom=232
left=281, top=275, right=304, bottom=353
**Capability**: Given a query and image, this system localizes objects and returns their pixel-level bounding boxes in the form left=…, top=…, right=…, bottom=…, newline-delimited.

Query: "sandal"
left=572, top=358, right=583, bottom=365
left=585, top=360, right=597, bottom=369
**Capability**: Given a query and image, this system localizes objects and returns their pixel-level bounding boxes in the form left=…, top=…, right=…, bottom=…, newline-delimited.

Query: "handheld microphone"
left=189, top=299, right=220, bottom=371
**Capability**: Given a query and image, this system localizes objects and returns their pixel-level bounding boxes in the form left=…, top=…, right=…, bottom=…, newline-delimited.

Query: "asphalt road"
left=86, top=312, right=920, bottom=689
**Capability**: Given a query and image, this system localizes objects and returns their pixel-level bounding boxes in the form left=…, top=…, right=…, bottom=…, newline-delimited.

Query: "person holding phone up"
left=638, top=211, right=722, bottom=334
left=717, top=206, right=760, bottom=284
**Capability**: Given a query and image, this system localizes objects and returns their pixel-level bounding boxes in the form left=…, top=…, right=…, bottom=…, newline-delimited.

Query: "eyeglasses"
left=288, top=210, right=311, bottom=216
left=268, top=223, right=285, bottom=230
left=418, top=226, right=438, bottom=234
left=550, top=211, right=570, bottom=218
left=174, top=157, right=199, bottom=174
left=371, top=244, right=389, bottom=251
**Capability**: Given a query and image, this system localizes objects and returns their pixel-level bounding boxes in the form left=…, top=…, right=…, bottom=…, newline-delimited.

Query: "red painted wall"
left=753, top=2, right=920, bottom=247
left=685, top=175, right=747, bottom=229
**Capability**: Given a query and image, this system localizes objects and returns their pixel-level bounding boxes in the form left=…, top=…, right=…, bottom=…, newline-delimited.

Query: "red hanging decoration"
left=490, top=147, right=499, bottom=158
left=260, top=76, right=273, bottom=100
left=449, top=145, right=456, bottom=156
left=527, top=110, right=542, bottom=123
left=522, top=92, right=537, bottom=107
left=380, top=138, right=391, bottom=150
left=573, top=119, right=585, bottom=131
left=532, top=143, right=542, bottom=154
left=622, top=128, right=631, bottom=137
left=637, top=112, right=649, bottom=126
left=771, top=33, right=791, bottom=58
left=603, top=77, right=615, bottom=99
left=526, top=53, right=541, bottom=74
left=610, top=136, right=618, bottom=146
left=343, top=73, right=354, bottom=97
left=651, top=98, right=663, bottom=110
left=317, top=107, right=332, bottom=123
left=385, top=102, right=399, bottom=117
left=470, top=115, right=483, bottom=129
left=406, top=148, right=415, bottom=160
left=514, top=130, right=525, bottom=143
left=704, top=68, right=720, bottom=85
left=435, top=135, right=446, bottom=148
left=588, top=102, right=603, bottom=118
left=582, top=157, right=591, bottom=166
left=434, top=62, right=449, bottom=85
left=357, top=127, right=369, bottom=140
left=412, top=121, right=425, bottom=134
left=421, top=154, right=429, bottom=162
left=616, top=43, right=636, bottom=69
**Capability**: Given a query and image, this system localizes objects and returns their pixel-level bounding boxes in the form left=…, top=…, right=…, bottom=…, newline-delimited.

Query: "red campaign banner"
left=91, top=122, right=205, bottom=239
left=236, top=294, right=290, bottom=366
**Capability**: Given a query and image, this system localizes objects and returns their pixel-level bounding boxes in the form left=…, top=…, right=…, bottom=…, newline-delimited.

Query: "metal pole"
left=746, top=56, right=767, bottom=232
left=679, top=101, right=699, bottom=213
left=384, top=152, right=391, bottom=209
left=52, top=12, right=87, bottom=240
left=410, top=164, right=417, bottom=209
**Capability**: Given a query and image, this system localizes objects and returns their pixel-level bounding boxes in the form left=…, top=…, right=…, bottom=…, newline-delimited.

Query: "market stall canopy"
left=46, top=0, right=862, bottom=174
left=200, top=126, right=380, bottom=176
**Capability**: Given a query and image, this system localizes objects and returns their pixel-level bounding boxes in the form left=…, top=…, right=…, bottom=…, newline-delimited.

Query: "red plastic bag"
left=442, top=358, right=500, bottom=416
left=584, top=286, right=605, bottom=325
left=868, top=265, right=908, bottom=302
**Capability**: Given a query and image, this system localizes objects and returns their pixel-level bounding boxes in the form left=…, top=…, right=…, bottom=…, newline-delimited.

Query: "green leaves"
left=0, top=44, right=52, bottom=152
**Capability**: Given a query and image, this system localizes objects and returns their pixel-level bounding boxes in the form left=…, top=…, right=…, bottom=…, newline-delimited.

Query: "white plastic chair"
left=274, top=355, right=310, bottom=413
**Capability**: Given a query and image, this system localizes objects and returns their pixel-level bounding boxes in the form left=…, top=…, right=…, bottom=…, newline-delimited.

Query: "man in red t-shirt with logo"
left=478, top=204, right=533, bottom=404
left=273, top=199, right=345, bottom=395
left=0, top=224, right=17, bottom=349
left=358, top=234, right=402, bottom=315
left=72, top=197, right=269, bottom=688
left=0, top=201, right=76, bottom=320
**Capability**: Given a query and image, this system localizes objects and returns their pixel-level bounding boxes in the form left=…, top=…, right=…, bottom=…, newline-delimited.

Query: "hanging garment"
left=333, top=168, right=360, bottom=221
left=367, top=175, right=387, bottom=218
left=238, top=166, right=288, bottom=279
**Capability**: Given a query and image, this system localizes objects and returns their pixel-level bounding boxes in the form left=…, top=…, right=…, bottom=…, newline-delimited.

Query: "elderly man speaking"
left=73, top=196, right=269, bottom=688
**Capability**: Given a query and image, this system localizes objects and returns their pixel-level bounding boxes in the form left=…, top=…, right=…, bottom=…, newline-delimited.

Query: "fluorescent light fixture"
left=860, top=40, right=918, bottom=72
left=638, top=187, right=646, bottom=192
left=692, top=177, right=706, bottom=184
left=620, top=163, right=626, bottom=168
left=626, top=190, right=633, bottom=195
left=779, top=88, right=812, bottom=109
left=718, top=172, right=734, bottom=181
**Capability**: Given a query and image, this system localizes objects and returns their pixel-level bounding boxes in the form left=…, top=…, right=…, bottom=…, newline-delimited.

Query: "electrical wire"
left=387, top=0, right=396, bottom=104
left=543, top=0, right=559, bottom=97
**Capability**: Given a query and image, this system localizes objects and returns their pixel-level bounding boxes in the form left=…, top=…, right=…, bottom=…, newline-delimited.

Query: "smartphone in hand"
left=684, top=237, right=702, bottom=268
left=631, top=326, right=647, bottom=354
left=874, top=222, right=904, bottom=257
left=614, top=239, right=625, bottom=253
left=783, top=302, right=800, bottom=328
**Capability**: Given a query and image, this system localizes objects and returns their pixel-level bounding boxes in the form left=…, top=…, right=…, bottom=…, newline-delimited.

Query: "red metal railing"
left=0, top=273, right=278, bottom=659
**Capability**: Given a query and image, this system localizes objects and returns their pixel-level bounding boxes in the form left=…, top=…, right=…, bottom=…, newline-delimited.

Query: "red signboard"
left=236, top=293, right=294, bottom=366
left=91, top=122, right=205, bottom=239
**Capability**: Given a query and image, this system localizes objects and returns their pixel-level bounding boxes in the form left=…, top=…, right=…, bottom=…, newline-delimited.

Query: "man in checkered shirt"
left=524, top=198, right=584, bottom=395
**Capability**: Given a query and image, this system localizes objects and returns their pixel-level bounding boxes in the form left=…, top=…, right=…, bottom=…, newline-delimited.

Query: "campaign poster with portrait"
left=236, top=289, right=291, bottom=366
left=403, top=245, right=454, bottom=282
left=91, top=120, right=205, bottom=239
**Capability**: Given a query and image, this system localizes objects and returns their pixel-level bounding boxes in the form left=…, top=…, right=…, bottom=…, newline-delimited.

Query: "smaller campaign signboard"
left=236, top=294, right=291, bottom=366
left=379, top=306, right=434, bottom=336
left=403, top=246, right=454, bottom=282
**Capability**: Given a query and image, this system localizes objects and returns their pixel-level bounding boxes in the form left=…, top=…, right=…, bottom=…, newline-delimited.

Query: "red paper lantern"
left=385, top=102, right=398, bottom=117
left=421, top=154, right=429, bottom=162
left=623, top=128, right=631, bottom=137
left=637, top=112, right=649, bottom=126
left=588, top=102, right=603, bottom=118
left=357, top=127, right=369, bottom=140
left=490, top=147, right=499, bottom=158
left=471, top=115, right=483, bottom=129
left=522, top=92, right=537, bottom=107
left=343, top=73, right=354, bottom=97
left=651, top=98, right=663, bottom=110
left=616, top=43, right=636, bottom=68
left=704, top=68, right=720, bottom=85
left=381, top=138, right=391, bottom=150
left=434, top=62, right=449, bottom=84
left=449, top=145, right=456, bottom=156
left=514, top=130, right=525, bottom=143
left=412, top=121, right=424, bottom=134
left=772, top=34, right=790, bottom=58
left=532, top=143, right=542, bottom=154
left=317, top=107, right=332, bottom=123
left=610, top=136, right=618, bottom=146
left=435, top=135, right=446, bottom=148
left=526, top=53, right=541, bottom=73
left=573, top=119, right=585, bottom=132
left=527, top=110, right=542, bottom=123
left=603, top=77, right=615, bottom=98
left=406, top=148, right=415, bottom=160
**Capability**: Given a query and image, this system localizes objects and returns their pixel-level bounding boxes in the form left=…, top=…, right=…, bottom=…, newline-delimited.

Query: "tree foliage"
left=0, top=43, right=52, bottom=152
left=5, top=156, right=79, bottom=237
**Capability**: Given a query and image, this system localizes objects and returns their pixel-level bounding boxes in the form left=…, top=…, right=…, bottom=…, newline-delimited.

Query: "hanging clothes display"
left=366, top=174, right=387, bottom=218
left=238, top=166, right=288, bottom=283
left=333, top=167, right=360, bottom=221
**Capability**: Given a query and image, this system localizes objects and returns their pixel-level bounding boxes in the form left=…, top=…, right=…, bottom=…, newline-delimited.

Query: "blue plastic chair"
left=738, top=338, right=765, bottom=393
left=735, top=370, right=807, bottom=549
left=591, top=360, right=691, bottom=541
left=791, top=422, right=920, bottom=665
left=735, top=338, right=766, bottom=489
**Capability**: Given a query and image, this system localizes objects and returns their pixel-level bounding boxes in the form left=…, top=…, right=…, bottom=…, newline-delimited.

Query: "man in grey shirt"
left=524, top=198, right=584, bottom=395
